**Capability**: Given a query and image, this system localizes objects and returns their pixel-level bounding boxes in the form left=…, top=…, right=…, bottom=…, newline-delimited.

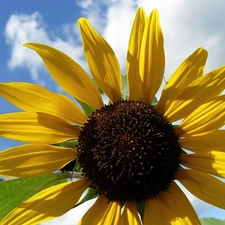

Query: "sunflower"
left=0, top=7, right=225, bottom=225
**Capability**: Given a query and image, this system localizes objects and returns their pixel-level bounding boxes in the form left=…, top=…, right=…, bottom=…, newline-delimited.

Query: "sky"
left=0, top=0, right=225, bottom=224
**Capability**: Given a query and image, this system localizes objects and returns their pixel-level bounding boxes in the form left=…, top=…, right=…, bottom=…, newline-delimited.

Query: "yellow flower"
left=0, top=8, right=225, bottom=225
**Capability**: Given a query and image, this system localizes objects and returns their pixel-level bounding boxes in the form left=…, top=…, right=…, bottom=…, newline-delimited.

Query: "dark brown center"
left=77, top=100, right=181, bottom=202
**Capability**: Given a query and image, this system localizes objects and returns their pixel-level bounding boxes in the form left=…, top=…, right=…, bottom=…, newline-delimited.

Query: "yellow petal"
left=140, top=9, right=165, bottom=104
left=0, top=82, right=87, bottom=125
left=24, top=43, right=103, bottom=109
left=78, top=195, right=108, bottom=225
left=0, top=144, right=77, bottom=177
left=1, top=179, right=90, bottom=225
left=169, top=181, right=201, bottom=225
left=120, top=202, right=141, bottom=225
left=180, top=130, right=225, bottom=152
left=156, top=189, right=200, bottom=225
left=143, top=198, right=166, bottom=225
left=165, top=65, right=225, bottom=121
left=177, top=169, right=225, bottom=209
left=97, top=201, right=121, bottom=225
left=180, top=151, right=225, bottom=178
left=78, top=19, right=122, bottom=102
left=177, top=95, right=225, bottom=137
left=157, top=48, right=208, bottom=115
left=144, top=182, right=201, bottom=225
left=0, top=112, right=80, bottom=143
left=127, top=8, right=146, bottom=101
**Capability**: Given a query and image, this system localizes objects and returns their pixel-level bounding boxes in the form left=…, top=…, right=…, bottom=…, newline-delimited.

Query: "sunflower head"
left=78, top=100, right=181, bottom=202
left=0, top=7, right=224, bottom=225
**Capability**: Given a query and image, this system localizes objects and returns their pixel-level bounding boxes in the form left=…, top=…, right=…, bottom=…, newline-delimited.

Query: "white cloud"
left=5, top=0, right=225, bottom=85
left=5, top=12, right=85, bottom=87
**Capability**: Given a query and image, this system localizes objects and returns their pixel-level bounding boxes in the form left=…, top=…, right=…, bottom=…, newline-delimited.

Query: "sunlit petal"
left=0, top=82, right=87, bottom=125
left=177, top=95, right=225, bottom=137
left=0, top=144, right=77, bottom=177
left=165, top=65, right=225, bottom=121
left=181, top=151, right=225, bottom=178
left=156, top=190, right=200, bottom=225
left=120, top=202, right=141, bottom=225
left=97, top=201, right=121, bottom=225
left=180, top=130, right=225, bottom=152
left=1, top=179, right=90, bottom=225
left=78, top=195, right=108, bottom=225
left=78, top=19, right=122, bottom=102
left=157, top=48, right=207, bottom=115
left=127, top=8, right=146, bottom=101
left=144, top=182, right=200, bottom=225
left=168, top=181, right=201, bottom=224
left=24, top=43, right=103, bottom=109
left=0, top=112, right=80, bottom=143
left=177, top=169, right=225, bottom=209
left=140, top=9, right=165, bottom=104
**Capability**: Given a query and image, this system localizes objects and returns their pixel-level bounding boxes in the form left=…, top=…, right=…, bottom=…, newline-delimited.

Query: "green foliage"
left=74, top=159, right=84, bottom=174
left=200, top=218, right=225, bottom=225
left=78, top=100, right=95, bottom=117
left=60, top=139, right=79, bottom=148
left=151, top=96, right=158, bottom=106
left=0, top=173, right=69, bottom=221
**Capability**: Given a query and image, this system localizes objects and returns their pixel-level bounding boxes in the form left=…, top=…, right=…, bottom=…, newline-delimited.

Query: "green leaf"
left=74, top=187, right=98, bottom=208
left=122, top=75, right=129, bottom=100
left=200, top=218, right=225, bottom=225
left=74, top=159, right=84, bottom=174
left=61, top=139, right=79, bottom=148
left=151, top=96, right=158, bottom=106
left=78, top=100, right=95, bottom=117
left=0, top=173, right=69, bottom=220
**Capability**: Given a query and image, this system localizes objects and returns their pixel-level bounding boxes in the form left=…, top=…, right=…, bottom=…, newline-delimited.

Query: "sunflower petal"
left=78, top=195, right=108, bottom=225
left=1, top=179, right=89, bottom=225
left=127, top=8, right=146, bottom=101
left=97, top=201, right=121, bottom=225
left=0, top=144, right=77, bottom=177
left=177, top=95, right=225, bottom=137
left=169, top=181, right=201, bottom=224
left=140, top=9, right=165, bottom=104
left=24, top=43, right=103, bottom=109
left=180, top=130, right=225, bottom=152
left=143, top=198, right=166, bottom=225
left=157, top=48, right=208, bottom=115
left=165, top=65, right=225, bottom=121
left=0, top=112, right=79, bottom=143
left=177, top=169, right=225, bottom=209
left=0, top=82, right=87, bottom=125
left=156, top=190, right=200, bottom=225
left=144, top=182, right=201, bottom=225
left=120, top=202, right=141, bottom=225
left=78, top=19, right=122, bottom=102
left=180, top=151, right=225, bottom=178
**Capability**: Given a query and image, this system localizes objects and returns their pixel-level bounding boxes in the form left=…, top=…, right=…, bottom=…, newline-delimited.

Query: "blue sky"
left=0, top=0, right=225, bottom=224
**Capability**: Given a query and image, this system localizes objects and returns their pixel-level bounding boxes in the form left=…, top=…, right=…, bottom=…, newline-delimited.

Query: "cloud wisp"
left=4, top=12, right=85, bottom=87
